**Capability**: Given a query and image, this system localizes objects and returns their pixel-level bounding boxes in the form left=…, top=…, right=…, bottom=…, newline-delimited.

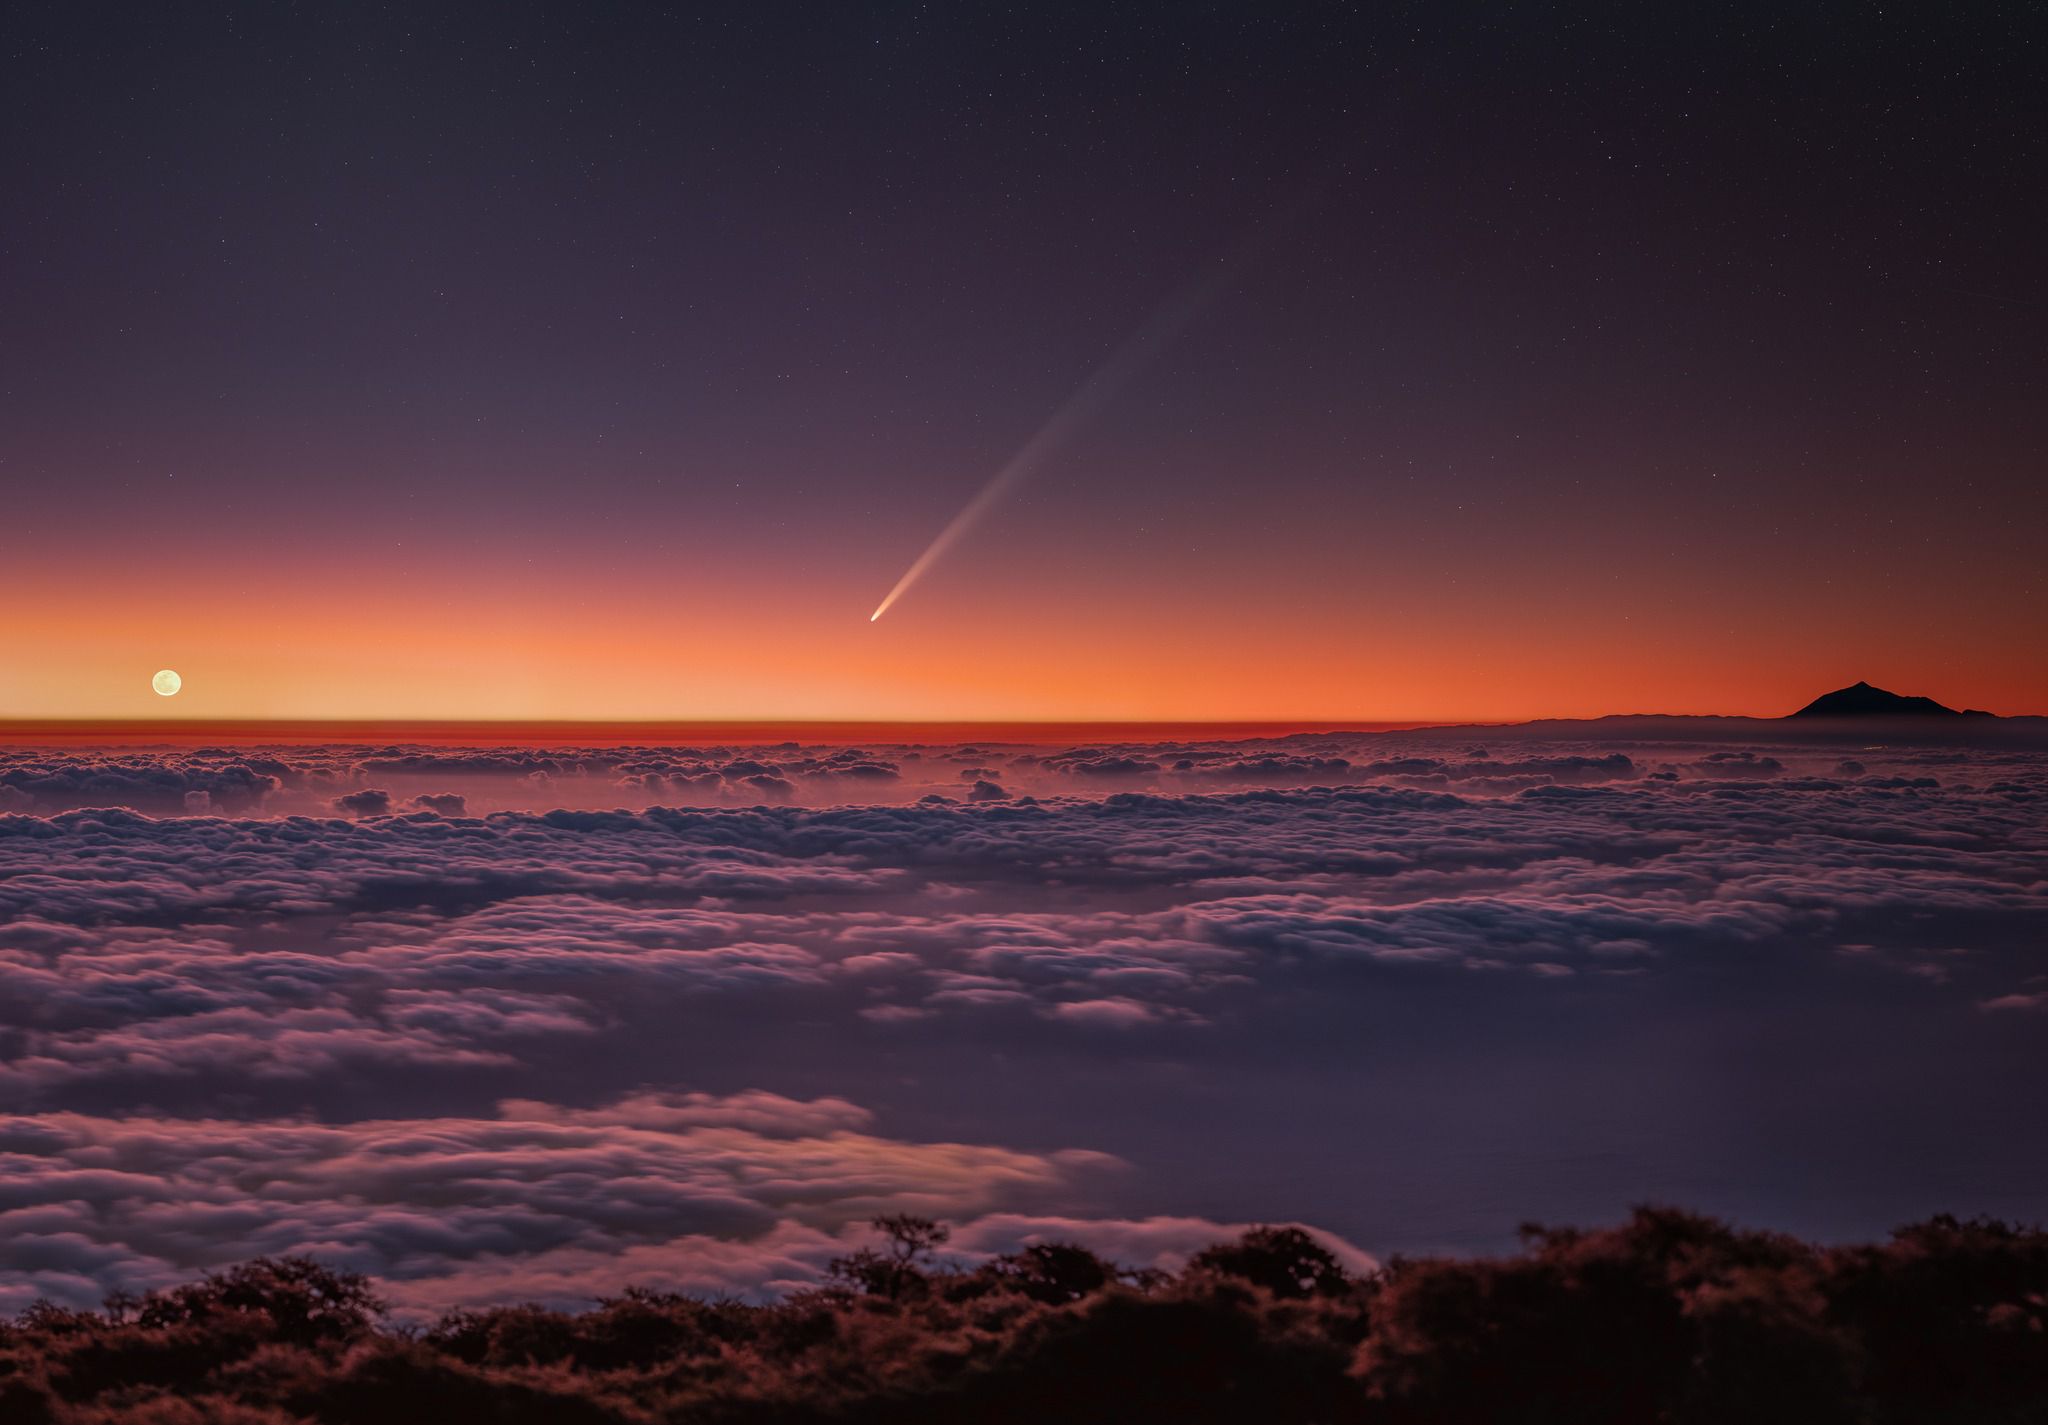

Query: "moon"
left=151, top=669, right=182, bottom=697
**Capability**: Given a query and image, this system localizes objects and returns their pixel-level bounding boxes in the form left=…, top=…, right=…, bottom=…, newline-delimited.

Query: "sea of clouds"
left=0, top=728, right=2043, bottom=1315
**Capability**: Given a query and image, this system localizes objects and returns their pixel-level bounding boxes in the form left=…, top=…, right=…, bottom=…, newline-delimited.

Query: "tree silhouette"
left=826, top=1214, right=952, bottom=1299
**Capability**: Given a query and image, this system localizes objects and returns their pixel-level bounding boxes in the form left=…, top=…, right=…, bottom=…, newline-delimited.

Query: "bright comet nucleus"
left=151, top=669, right=182, bottom=697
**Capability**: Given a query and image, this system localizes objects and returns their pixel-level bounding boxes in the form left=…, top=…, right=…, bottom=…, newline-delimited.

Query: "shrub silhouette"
left=1188, top=1225, right=1351, bottom=1299
left=134, top=1258, right=383, bottom=1347
left=858, top=1284, right=1355, bottom=1425
left=983, top=1242, right=1116, bottom=1304
left=1825, top=1214, right=2048, bottom=1420
left=1355, top=1209, right=1849, bottom=1425
left=1, top=1208, right=2043, bottom=1422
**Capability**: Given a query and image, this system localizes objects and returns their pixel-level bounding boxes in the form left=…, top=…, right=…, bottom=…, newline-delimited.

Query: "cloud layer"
left=0, top=729, right=2043, bottom=1308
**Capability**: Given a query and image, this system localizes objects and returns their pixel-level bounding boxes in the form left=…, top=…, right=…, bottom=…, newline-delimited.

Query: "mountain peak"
left=1788, top=683, right=1979, bottom=718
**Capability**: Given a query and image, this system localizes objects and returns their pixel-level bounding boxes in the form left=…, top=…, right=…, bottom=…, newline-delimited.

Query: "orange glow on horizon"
left=6, top=502, right=2044, bottom=724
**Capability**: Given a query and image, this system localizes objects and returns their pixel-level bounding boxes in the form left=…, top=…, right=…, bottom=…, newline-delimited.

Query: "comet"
left=867, top=267, right=1229, bottom=624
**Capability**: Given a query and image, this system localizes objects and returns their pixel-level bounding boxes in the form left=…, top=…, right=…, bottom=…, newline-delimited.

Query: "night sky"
left=5, top=2, right=2043, bottom=720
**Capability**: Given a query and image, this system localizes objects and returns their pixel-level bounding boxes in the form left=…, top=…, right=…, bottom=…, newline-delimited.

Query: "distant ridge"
left=1787, top=681, right=1991, bottom=719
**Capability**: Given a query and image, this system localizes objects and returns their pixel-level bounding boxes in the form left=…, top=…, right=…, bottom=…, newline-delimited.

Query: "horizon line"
left=0, top=716, right=1463, bottom=745
left=2, top=709, right=2035, bottom=748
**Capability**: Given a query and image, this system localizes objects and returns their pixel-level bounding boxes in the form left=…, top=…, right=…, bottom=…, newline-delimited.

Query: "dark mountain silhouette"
left=1788, top=681, right=1991, bottom=718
